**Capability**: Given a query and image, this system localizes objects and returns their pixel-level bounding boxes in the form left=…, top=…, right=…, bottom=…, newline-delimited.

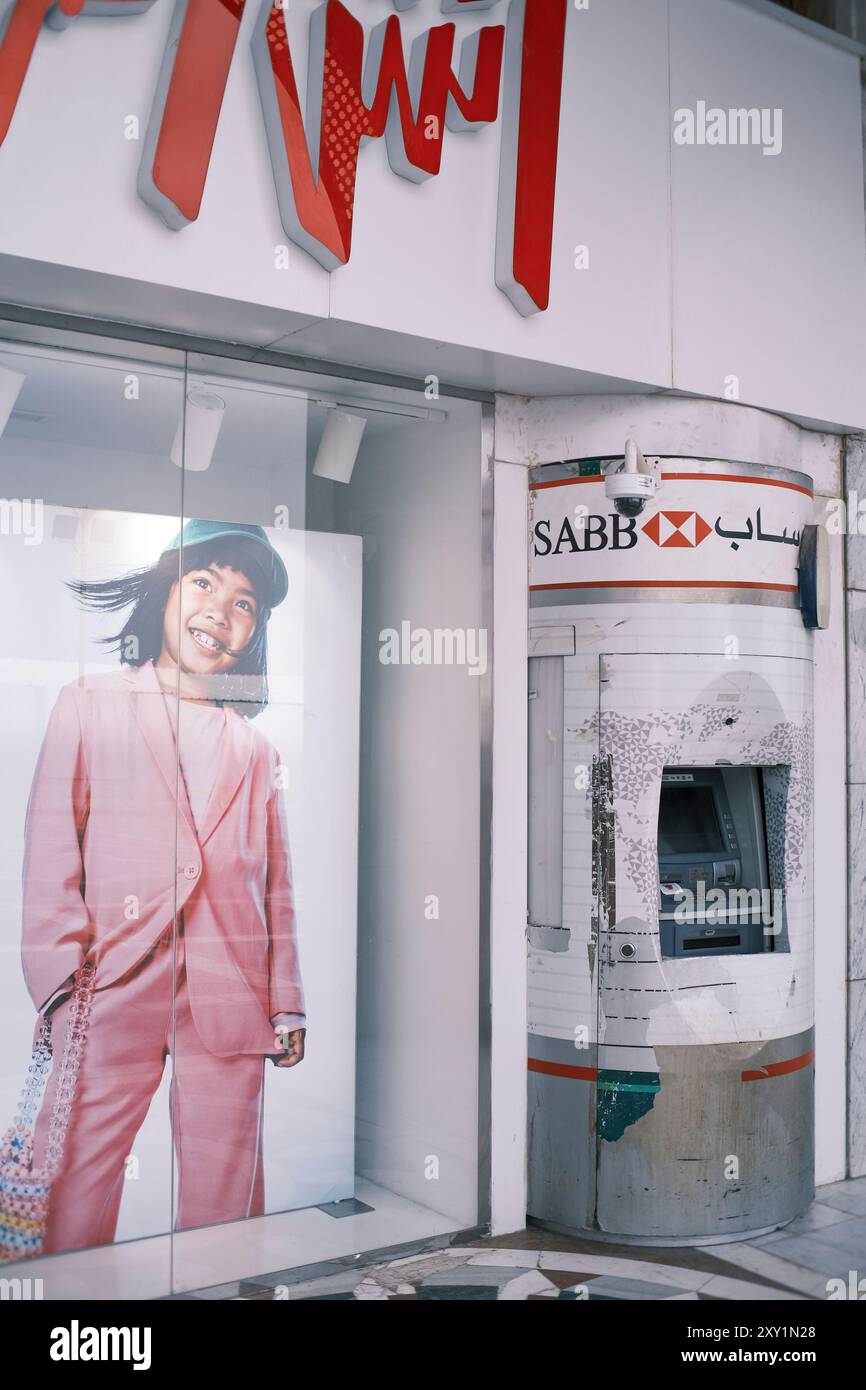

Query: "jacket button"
left=183, top=864, right=199, bottom=880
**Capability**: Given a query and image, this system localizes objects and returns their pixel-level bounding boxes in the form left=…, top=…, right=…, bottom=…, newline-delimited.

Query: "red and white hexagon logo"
left=642, top=511, right=712, bottom=548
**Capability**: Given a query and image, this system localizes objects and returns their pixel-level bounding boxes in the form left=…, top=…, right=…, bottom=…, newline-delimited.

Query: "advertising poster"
left=0, top=508, right=361, bottom=1257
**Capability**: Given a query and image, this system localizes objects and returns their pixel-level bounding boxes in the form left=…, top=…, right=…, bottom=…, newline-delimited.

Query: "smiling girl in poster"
left=16, top=519, right=306, bottom=1256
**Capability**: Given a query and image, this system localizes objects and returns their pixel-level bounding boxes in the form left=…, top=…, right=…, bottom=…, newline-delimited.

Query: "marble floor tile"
left=422, top=1265, right=528, bottom=1287
left=416, top=1285, right=498, bottom=1300
left=537, top=1250, right=712, bottom=1291
left=353, top=1279, right=391, bottom=1300
left=752, top=1203, right=851, bottom=1243
left=710, top=1242, right=840, bottom=1298
left=580, top=1275, right=695, bottom=1301
left=497, top=1270, right=560, bottom=1299
left=752, top=1233, right=863, bottom=1282
left=785, top=1217, right=866, bottom=1260
left=240, top=1269, right=367, bottom=1300
left=813, top=1182, right=866, bottom=1218
left=699, top=1275, right=807, bottom=1301
left=463, top=1248, right=541, bottom=1268
left=817, top=1176, right=866, bottom=1199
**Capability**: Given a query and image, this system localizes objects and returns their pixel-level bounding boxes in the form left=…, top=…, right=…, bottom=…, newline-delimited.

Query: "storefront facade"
left=0, top=0, right=863, bottom=1295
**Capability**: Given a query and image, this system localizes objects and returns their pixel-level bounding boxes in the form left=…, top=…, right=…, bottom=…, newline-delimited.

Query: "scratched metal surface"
left=526, top=601, right=814, bottom=1240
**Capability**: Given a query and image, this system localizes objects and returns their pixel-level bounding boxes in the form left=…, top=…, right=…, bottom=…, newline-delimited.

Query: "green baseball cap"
left=161, top=520, right=289, bottom=608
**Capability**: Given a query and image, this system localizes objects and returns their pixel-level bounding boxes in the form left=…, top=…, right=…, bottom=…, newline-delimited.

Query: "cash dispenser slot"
left=657, top=766, right=775, bottom=959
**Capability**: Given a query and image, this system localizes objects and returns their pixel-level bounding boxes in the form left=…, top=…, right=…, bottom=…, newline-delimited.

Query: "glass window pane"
left=167, top=355, right=482, bottom=1292
left=0, top=329, right=484, bottom=1298
left=0, top=329, right=184, bottom=1295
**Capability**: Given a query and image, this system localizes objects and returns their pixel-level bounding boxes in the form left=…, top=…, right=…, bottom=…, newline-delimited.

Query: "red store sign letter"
left=0, top=0, right=155, bottom=146
left=251, top=1, right=505, bottom=269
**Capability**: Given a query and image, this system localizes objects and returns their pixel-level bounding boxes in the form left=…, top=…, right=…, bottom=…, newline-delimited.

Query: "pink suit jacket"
left=20, top=659, right=305, bottom=1056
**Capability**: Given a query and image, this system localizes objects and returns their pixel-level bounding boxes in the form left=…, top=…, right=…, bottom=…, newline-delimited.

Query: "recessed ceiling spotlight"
left=170, top=388, right=226, bottom=471
left=312, top=409, right=367, bottom=485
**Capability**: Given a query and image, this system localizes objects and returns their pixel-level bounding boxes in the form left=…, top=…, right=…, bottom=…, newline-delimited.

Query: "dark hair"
left=67, top=538, right=274, bottom=718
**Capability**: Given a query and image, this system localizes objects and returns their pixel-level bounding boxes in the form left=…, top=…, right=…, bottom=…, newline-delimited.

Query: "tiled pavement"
left=211, top=1176, right=866, bottom=1301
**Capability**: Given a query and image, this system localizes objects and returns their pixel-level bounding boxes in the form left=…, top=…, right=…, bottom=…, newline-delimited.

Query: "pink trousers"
left=30, top=924, right=267, bottom=1256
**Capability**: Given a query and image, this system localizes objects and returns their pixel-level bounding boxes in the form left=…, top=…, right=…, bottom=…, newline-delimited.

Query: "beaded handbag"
left=0, top=962, right=95, bottom=1263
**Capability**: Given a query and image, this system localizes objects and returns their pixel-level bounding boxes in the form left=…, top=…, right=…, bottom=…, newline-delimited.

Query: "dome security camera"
left=604, top=439, right=659, bottom=517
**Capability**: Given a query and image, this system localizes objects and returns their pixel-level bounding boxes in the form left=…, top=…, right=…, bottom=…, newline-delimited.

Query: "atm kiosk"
left=526, top=442, right=824, bottom=1244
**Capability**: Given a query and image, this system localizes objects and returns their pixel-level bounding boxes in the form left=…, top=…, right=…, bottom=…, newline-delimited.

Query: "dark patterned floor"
left=185, top=1177, right=866, bottom=1302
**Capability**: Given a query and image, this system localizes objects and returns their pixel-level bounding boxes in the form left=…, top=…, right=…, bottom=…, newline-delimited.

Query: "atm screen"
left=658, top=785, right=724, bottom=856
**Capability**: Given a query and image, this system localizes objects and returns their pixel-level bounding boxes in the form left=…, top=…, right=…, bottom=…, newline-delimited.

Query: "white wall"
left=669, top=0, right=866, bottom=430
left=0, top=1, right=862, bottom=427
left=335, top=400, right=483, bottom=1227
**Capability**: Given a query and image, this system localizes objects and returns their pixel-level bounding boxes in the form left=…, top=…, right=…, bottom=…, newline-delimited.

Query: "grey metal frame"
left=0, top=301, right=496, bottom=405
left=529, top=456, right=814, bottom=492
